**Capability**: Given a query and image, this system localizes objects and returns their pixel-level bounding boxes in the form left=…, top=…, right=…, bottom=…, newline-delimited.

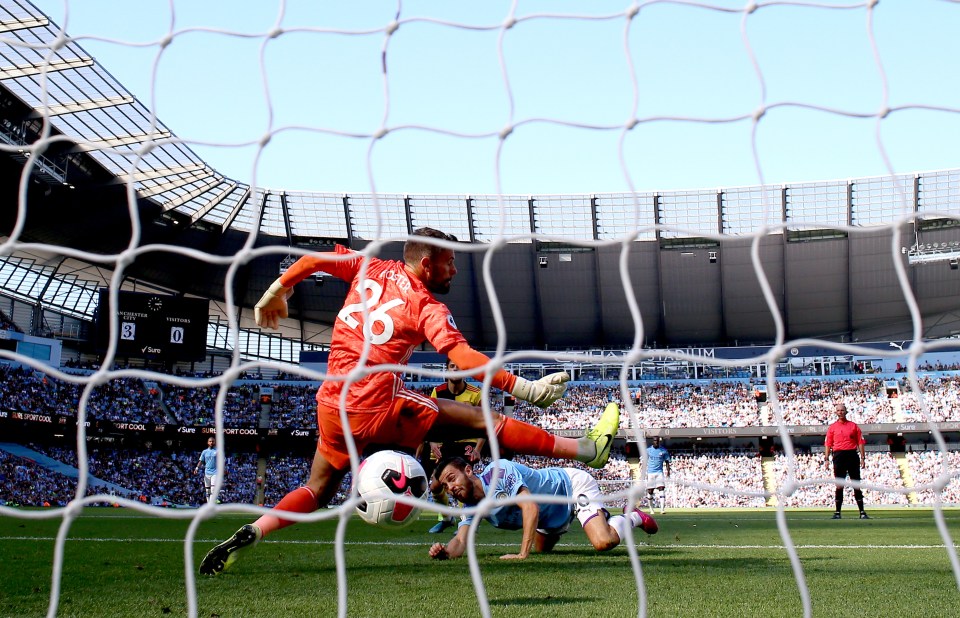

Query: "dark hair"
left=433, top=455, right=469, bottom=481
left=403, top=227, right=458, bottom=266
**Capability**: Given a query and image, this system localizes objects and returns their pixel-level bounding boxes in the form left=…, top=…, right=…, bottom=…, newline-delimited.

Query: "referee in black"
left=824, top=402, right=869, bottom=520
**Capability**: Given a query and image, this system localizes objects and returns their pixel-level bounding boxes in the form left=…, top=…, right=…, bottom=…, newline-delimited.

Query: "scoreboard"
left=94, top=290, right=209, bottom=361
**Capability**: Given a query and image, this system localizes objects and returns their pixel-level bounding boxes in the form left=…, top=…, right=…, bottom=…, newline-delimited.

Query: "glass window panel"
left=784, top=180, right=848, bottom=229
left=722, top=185, right=783, bottom=235
left=471, top=195, right=531, bottom=242
left=659, top=189, right=719, bottom=238
left=286, top=192, right=348, bottom=238
left=851, top=174, right=915, bottom=227
left=534, top=195, right=593, bottom=241
left=409, top=195, right=470, bottom=241
left=595, top=193, right=657, bottom=240
left=347, top=194, right=407, bottom=241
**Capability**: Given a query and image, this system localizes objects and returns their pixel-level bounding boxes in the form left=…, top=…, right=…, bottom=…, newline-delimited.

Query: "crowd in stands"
left=905, top=450, right=960, bottom=505
left=2, top=442, right=957, bottom=510
left=669, top=451, right=767, bottom=508
left=162, top=384, right=261, bottom=427
left=770, top=452, right=910, bottom=508
left=0, top=449, right=83, bottom=507
left=13, top=443, right=257, bottom=507
left=6, top=362, right=960, bottom=429
left=3, top=362, right=960, bottom=510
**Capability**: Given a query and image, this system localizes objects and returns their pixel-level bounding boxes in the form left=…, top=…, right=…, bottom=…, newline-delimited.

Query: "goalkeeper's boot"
left=583, top=402, right=620, bottom=469
left=199, top=523, right=262, bottom=575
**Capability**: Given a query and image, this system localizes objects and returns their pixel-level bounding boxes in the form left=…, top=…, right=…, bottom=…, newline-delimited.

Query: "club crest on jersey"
left=496, top=492, right=508, bottom=501
left=447, top=314, right=457, bottom=329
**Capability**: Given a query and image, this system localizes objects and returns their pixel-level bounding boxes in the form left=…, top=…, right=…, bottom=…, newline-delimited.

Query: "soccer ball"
left=355, top=450, right=428, bottom=529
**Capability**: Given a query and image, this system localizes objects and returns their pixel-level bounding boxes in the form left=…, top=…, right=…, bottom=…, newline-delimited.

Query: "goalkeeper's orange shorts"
left=315, top=388, right=439, bottom=470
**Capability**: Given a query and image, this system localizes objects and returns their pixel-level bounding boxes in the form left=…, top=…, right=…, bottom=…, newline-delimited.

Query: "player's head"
left=651, top=436, right=660, bottom=448
left=445, top=359, right=464, bottom=387
left=207, top=436, right=215, bottom=448
left=433, top=456, right=482, bottom=505
left=835, top=402, right=848, bottom=420
left=404, top=227, right=458, bottom=295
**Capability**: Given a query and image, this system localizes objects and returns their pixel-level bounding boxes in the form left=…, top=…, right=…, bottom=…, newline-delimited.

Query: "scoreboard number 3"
left=121, top=322, right=136, bottom=340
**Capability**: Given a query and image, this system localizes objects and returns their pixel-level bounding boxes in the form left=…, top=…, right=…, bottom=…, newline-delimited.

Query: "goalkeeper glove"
left=510, top=371, right=570, bottom=408
left=254, top=278, right=293, bottom=330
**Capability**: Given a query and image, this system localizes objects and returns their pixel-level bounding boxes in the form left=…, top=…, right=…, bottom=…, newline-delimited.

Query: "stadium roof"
left=2, top=0, right=960, bottom=357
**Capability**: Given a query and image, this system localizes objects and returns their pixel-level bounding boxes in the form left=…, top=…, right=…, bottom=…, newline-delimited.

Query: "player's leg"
left=848, top=457, right=868, bottom=518
left=645, top=473, right=661, bottom=513
left=418, top=442, right=450, bottom=532
left=657, top=484, right=667, bottom=514
left=199, top=448, right=345, bottom=575
left=203, top=474, right=213, bottom=503
left=200, top=404, right=352, bottom=575
left=832, top=453, right=848, bottom=519
left=534, top=531, right=562, bottom=553
left=566, top=468, right=655, bottom=552
left=428, top=399, right=620, bottom=469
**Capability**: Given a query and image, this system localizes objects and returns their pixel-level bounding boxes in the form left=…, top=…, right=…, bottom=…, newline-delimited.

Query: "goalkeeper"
left=200, top=227, right=620, bottom=575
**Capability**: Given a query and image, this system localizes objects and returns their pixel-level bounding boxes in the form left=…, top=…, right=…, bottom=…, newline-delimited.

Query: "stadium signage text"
left=200, top=427, right=258, bottom=436
left=12, top=412, right=51, bottom=423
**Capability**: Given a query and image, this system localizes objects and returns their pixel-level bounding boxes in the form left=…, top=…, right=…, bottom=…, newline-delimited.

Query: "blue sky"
left=29, top=0, right=960, bottom=196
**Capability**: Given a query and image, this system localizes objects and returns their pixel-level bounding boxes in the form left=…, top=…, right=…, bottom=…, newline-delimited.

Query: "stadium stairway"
left=893, top=452, right=919, bottom=505
left=0, top=442, right=138, bottom=500
left=761, top=456, right=778, bottom=507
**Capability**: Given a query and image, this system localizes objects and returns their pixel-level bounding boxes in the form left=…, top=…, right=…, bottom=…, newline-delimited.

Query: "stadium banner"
left=2, top=410, right=958, bottom=445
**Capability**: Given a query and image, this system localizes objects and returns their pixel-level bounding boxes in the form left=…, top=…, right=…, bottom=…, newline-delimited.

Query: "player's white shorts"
left=646, top=472, right=666, bottom=490
left=203, top=473, right=215, bottom=490
left=537, top=468, right=608, bottom=536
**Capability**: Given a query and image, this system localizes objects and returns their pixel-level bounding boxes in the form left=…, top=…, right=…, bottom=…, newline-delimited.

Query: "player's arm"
left=447, top=343, right=569, bottom=409
left=427, top=387, right=443, bottom=460
left=663, top=457, right=671, bottom=477
left=255, top=250, right=355, bottom=329
left=500, top=487, right=538, bottom=560
left=824, top=428, right=833, bottom=464
left=429, top=523, right=470, bottom=560
left=858, top=430, right=866, bottom=466
left=468, top=438, right=486, bottom=463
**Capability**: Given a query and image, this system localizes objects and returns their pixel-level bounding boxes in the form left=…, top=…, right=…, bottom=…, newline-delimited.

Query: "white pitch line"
left=0, top=536, right=955, bottom=549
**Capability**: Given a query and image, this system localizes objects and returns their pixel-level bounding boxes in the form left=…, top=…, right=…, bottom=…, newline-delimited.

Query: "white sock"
left=609, top=515, right=631, bottom=541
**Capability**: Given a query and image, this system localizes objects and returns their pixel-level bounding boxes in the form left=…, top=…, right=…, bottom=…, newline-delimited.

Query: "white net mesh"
left=1, top=1, right=960, bottom=617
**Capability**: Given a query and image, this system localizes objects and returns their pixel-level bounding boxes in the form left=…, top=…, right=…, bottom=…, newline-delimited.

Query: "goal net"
left=0, top=1, right=959, bottom=617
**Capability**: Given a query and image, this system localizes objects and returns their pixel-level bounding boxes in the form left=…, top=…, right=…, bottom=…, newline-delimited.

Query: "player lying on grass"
left=429, top=453, right=657, bottom=561
left=200, top=227, right=620, bottom=575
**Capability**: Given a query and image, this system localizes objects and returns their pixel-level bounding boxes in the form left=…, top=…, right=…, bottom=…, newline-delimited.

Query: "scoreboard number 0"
left=170, top=326, right=185, bottom=344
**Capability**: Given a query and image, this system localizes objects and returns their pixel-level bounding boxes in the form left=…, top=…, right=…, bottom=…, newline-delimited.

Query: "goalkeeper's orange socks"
left=494, top=416, right=581, bottom=461
left=254, top=486, right=319, bottom=536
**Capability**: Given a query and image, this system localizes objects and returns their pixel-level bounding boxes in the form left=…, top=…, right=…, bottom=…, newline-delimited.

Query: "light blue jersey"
left=460, top=460, right=573, bottom=533
left=199, top=447, right=217, bottom=476
left=647, top=446, right=670, bottom=474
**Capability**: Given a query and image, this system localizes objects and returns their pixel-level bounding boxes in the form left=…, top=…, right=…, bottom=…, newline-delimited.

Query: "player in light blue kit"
left=428, top=457, right=657, bottom=561
left=645, top=436, right=671, bottom=514
left=194, top=436, right=218, bottom=504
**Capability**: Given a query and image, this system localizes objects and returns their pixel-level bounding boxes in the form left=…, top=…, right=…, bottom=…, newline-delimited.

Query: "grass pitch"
left=1, top=508, right=958, bottom=617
